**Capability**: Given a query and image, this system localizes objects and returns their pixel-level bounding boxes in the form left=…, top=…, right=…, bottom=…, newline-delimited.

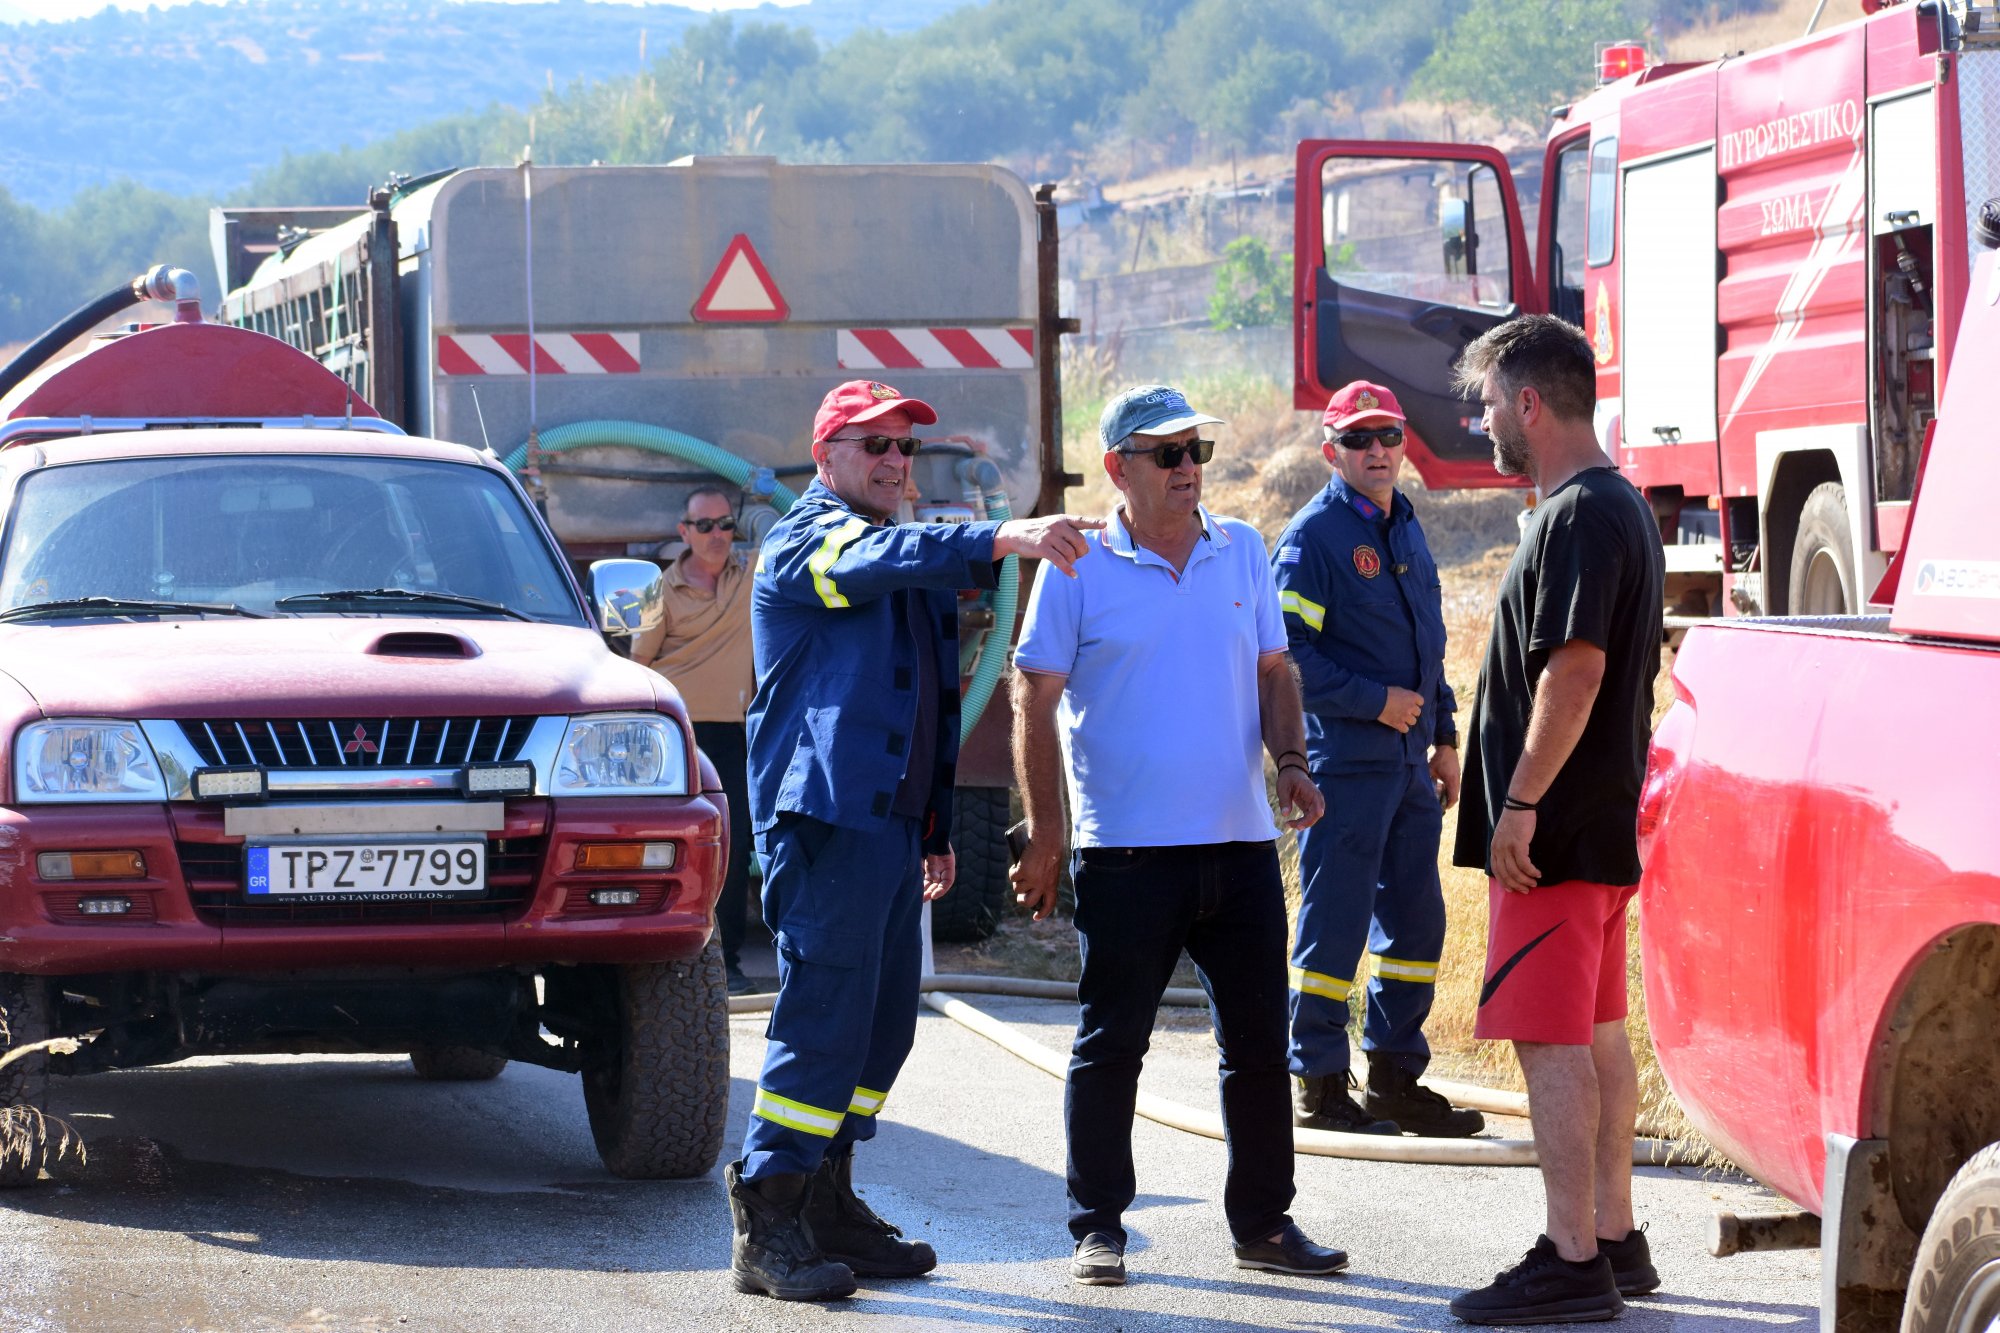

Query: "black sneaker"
left=1294, top=1073, right=1400, bottom=1134
left=726, top=963, right=762, bottom=996
left=1598, top=1228, right=1659, bottom=1296
left=1233, top=1222, right=1349, bottom=1275
left=1071, top=1232, right=1126, bottom=1286
left=1364, top=1056, right=1486, bottom=1138
left=1449, top=1235, right=1624, bottom=1325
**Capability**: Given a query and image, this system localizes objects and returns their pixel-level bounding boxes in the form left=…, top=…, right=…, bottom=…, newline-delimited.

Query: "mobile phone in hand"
left=1006, top=819, right=1030, bottom=867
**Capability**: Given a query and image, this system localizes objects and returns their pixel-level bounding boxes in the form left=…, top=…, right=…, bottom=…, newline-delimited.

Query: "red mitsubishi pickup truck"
left=0, top=271, right=727, bottom=1186
left=1639, top=202, right=2000, bottom=1332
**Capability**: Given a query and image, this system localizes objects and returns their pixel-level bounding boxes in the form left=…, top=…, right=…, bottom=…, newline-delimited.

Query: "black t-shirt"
left=1453, top=467, right=1665, bottom=886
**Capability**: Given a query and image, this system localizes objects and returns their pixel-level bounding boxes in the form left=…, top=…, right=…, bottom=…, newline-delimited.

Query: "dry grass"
left=1048, top=366, right=1719, bottom=1161
left=1663, top=0, right=1850, bottom=61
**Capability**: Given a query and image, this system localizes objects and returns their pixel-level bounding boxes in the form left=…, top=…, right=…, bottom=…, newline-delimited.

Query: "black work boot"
left=725, top=1159, right=859, bottom=1300
left=1293, top=1072, right=1400, bottom=1134
left=804, top=1150, right=938, bottom=1278
left=1363, top=1053, right=1486, bottom=1138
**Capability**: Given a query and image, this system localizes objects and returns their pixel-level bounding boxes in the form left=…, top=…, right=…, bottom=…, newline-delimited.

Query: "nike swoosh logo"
left=1478, top=921, right=1566, bottom=1007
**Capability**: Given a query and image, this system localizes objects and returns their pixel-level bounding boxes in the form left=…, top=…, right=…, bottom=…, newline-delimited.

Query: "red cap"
left=812, top=379, right=938, bottom=444
left=1322, top=381, right=1407, bottom=432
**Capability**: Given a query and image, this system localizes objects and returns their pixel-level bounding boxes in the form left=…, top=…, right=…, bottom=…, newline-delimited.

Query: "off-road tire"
left=582, top=939, right=729, bottom=1179
left=409, top=1043, right=509, bottom=1082
left=934, top=785, right=1012, bottom=943
left=0, top=973, right=52, bottom=1188
left=1902, top=1142, right=2000, bottom=1333
left=1787, top=481, right=1855, bottom=616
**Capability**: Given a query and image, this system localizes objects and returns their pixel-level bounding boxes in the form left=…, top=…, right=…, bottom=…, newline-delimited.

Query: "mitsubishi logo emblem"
left=344, top=724, right=378, bottom=755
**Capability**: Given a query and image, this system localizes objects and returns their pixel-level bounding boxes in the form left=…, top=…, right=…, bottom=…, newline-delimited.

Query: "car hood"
left=0, top=617, right=665, bottom=718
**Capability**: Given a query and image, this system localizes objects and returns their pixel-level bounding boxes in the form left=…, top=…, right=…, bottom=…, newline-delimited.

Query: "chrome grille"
left=181, top=717, right=538, bottom=770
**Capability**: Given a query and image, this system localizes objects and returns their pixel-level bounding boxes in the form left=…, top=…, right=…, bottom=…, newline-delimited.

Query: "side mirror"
left=588, top=558, right=665, bottom=639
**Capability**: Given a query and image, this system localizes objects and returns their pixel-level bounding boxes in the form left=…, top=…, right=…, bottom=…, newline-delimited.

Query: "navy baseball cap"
left=1098, top=384, right=1225, bottom=451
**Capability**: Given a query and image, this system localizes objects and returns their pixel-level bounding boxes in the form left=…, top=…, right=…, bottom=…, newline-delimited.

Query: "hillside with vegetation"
left=0, top=0, right=1805, bottom=345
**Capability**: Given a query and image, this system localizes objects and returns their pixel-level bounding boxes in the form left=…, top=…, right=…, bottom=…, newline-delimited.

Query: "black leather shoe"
left=1294, top=1072, right=1400, bottom=1134
left=1071, top=1232, right=1126, bottom=1286
left=803, top=1151, right=937, bottom=1278
left=1232, top=1222, right=1349, bottom=1275
left=1449, top=1235, right=1624, bottom=1324
left=1599, top=1228, right=1659, bottom=1296
left=725, top=1160, right=858, bottom=1301
left=1365, top=1055, right=1485, bottom=1138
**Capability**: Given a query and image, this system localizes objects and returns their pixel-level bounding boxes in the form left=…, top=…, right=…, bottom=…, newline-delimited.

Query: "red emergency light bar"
left=1598, top=41, right=1651, bottom=85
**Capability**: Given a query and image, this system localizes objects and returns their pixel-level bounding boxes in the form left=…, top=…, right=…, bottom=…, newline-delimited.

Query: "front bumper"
left=0, top=794, right=725, bottom=974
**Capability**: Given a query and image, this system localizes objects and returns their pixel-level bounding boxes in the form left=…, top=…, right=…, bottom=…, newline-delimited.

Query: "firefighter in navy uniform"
left=726, top=379, right=1101, bottom=1301
left=1272, top=381, right=1485, bottom=1139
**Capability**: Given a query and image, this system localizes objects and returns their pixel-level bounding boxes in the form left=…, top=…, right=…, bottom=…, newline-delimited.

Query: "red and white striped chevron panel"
left=837, top=327, right=1035, bottom=371
left=436, top=332, right=641, bottom=375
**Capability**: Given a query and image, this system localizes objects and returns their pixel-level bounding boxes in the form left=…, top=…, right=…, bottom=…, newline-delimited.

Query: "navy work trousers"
left=1289, top=762, right=1446, bottom=1079
left=1065, top=839, right=1294, bottom=1247
left=740, top=812, right=923, bottom=1181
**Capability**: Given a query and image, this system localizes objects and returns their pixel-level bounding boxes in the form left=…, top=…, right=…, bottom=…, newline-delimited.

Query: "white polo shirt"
left=1014, top=504, right=1286, bottom=849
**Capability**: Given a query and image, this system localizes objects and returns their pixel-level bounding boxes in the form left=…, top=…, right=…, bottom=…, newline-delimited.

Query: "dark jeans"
left=1065, top=839, right=1294, bottom=1247
left=693, top=720, right=754, bottom=969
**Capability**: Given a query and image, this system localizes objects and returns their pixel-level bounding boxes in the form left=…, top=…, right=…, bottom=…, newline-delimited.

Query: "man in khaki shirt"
left=635, top=485, right=760, bottom=993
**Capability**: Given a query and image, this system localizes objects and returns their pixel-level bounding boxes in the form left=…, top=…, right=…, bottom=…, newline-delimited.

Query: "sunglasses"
left=1119, top=438, right=1215, bottom=469
left=833, top=434, right=923, bottom=457
left=1336, top=426, right=1406, bottom=451
left=681, top=516, right=737, bottom=534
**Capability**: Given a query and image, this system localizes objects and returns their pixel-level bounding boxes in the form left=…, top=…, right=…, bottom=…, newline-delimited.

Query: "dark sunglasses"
left=835, top=434, right=922, bottom=457
left=681, top=516, right=737, bottom=534
left=1119, top=438, right=1215, bottom=469
left=1336, top=426, right=1406, bottom=451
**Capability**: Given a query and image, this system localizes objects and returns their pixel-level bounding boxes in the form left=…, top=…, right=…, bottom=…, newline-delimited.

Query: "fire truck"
left=1293, top=0, right=2000, bottom=619
left=212, top=159, right=1075, bottom=941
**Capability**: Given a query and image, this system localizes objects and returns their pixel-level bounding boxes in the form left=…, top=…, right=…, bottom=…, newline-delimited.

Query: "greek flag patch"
left=1277, top=545, right=1303, bottom=565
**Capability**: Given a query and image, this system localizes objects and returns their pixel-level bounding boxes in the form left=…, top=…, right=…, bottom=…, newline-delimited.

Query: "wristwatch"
left=1434, top=735, right=1459, bottom=749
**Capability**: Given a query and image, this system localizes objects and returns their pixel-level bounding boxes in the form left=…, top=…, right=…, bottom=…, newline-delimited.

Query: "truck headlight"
left=16, top=720, right=168, bottom=802
left=550, top=714, right=689, bottom=796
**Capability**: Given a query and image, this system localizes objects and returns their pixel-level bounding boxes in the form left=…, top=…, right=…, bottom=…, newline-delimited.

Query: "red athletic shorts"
left=1474, top=879, right=1637, bottom=1045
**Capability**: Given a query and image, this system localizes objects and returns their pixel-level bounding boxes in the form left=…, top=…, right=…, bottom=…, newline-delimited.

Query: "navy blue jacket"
left=746, top=480, right=1000, bottom=853
left=1272, top=474, right=1456, bottom=772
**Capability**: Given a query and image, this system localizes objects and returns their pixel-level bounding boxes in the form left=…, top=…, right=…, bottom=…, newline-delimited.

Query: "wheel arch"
left=1875, top=923, right=2000, bottom=1235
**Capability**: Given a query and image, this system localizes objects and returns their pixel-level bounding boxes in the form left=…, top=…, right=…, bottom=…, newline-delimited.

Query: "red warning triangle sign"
left=692, top=233, right=789, bottom=322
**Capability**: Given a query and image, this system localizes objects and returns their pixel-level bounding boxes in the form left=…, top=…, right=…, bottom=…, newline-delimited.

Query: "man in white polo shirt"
left=1010, top=383, right=1345, bottom=1289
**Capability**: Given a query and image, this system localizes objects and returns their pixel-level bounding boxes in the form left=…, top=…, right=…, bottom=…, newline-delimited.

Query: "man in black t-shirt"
left=1445, top=317, right=1665, bottom=1327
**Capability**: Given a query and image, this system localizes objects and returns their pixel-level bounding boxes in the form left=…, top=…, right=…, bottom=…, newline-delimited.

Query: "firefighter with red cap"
left=725, top=379, right=1102, bottom=1301
left=1270, top=380, right=1485, bottom=1139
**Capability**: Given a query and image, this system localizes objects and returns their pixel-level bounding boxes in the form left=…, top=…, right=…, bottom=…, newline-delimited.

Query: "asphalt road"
left=0, top=995, right=1818, bottom=1332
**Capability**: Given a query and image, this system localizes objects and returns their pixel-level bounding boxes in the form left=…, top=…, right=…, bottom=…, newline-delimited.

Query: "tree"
left=1410, top=0, right=1631, bottom=132
left=1208, top=236, right=1287, bottom=329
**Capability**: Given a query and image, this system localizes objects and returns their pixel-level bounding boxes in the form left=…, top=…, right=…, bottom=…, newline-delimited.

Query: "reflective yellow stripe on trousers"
left=847, top=1086, right=888, bottom=1117
left=1288, top=965, right=1353, bottom=1002
left=1371, top=955, right=1439, bottom=984
left=753, top=1087, right=844, bottom=1137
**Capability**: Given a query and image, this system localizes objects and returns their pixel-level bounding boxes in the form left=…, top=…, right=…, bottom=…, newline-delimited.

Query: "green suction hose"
left=501, top=420, right=800, bottom=511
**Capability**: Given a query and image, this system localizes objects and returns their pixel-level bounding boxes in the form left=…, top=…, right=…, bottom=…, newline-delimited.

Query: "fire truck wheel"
left=1788, top=481, right=1855, bottom=616
left=934, top=786, right=1012, bottom=943
left=581, top=940, right=729, bottom=1179
left=0, top=973, right=52, bottom=1188
left=408, top=1043, right=509, bottom=1081
left=1901, top=1141, right=2000, bottom=1333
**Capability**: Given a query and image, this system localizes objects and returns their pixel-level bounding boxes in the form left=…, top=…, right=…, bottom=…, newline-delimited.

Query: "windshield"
left=0, top=455, right=584, bottom=623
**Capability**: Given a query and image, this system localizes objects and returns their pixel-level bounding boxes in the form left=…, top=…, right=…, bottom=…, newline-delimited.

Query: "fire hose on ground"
left=728, top=973, right=1677, bottom=1168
